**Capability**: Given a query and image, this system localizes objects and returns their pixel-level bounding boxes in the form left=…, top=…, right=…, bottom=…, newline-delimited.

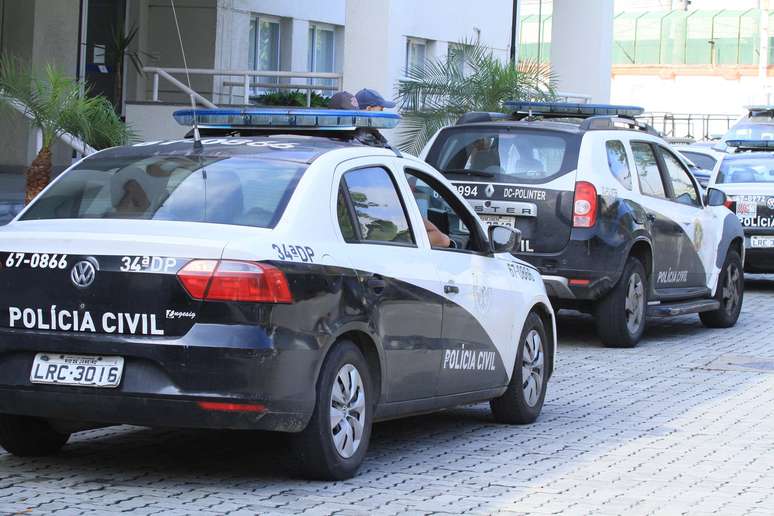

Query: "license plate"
left=479, top=215, right=517, bottom=228
left=750, top=236, right=774, bottom=248
left=30, top=353, right=124, bottom=388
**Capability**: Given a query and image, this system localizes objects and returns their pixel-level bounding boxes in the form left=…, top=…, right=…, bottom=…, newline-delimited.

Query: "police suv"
left=421, top=102, right=745, bottom=348
left=710, top=139, right=774, bottom=273
left=0, top=109, right=555, bottom=480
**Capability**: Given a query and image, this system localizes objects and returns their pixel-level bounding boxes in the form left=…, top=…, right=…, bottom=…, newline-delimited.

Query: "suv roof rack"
left=455, top=111, right=510, bottom=125
left=725, top=139, right=774, bottom=151
left=504, top=101, right=644, bottom=120
left=578, top=115, right=660, bottom=136
left=173, top=108, right=401, bottom=148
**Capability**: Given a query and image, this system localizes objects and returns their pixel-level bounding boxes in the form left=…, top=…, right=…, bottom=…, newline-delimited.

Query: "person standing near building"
left=355, top=89, right=396, bottom=111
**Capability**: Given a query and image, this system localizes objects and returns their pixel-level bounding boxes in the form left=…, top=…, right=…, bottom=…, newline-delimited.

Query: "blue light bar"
left=725, top=139, right=774, bottom=150
left=504, top=101, right=644, bottom=118
left=173, top=108, right=401, bottom=130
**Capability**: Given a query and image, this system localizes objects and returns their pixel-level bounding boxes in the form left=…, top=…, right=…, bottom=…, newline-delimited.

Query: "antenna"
left=170, top=0, right=202, bottom=150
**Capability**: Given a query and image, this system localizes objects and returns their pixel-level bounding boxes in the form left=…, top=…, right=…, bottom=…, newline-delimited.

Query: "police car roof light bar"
left=725, top=139, right=774, bottom=151
left=173, top=108, right=401, bottom=131
left=744, top=105, right=774, bottom=118
left=504, top=101, right=645, bottom=120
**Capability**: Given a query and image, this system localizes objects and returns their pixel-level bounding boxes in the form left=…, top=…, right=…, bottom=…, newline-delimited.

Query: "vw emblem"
left=767, top=198, right=774, bottom=210
left=70, top=259, right=98, bottom=289
left=485, top=184, right=495, bottom=198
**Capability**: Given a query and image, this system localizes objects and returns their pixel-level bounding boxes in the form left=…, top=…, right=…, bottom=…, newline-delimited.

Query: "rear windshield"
left=724, top=122, right=774, bottom=141
left=21, top=155, right=306, bottom=228
left=717, top=156, right=774, bottom=184
left=426, top=127, right=581, bottom=184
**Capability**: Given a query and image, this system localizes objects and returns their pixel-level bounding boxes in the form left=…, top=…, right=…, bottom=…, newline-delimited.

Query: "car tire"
left=292, top=340, right=373, bottom=480
left=595, top=257, right=647, bottom=348
left=0, top=414, right=70, bottom=456
left=700, top=249, right=744, bottom=328
left=490, top=312, right=548, bottom=425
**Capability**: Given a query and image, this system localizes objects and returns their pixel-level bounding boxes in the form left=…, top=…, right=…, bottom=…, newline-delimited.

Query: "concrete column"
left=342, top=0, right=392, bottom=94
left=550, top=0, right=614, bottom=103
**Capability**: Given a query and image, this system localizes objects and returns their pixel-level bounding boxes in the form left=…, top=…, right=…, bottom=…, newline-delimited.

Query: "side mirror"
left=705, top=187, right=731, bottom=209
left=488, top=225, right=521, bottom=254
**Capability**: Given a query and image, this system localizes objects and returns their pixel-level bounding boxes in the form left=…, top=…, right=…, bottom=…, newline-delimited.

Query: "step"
left=647, top=299, right=721, bottom=317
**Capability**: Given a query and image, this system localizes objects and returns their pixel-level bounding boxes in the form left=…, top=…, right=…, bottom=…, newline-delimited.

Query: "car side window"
left=660, top=148, right=701, bottom=207
left=606, top=140, right=633, bottom=190
left=681, top=151, right=716, bottom=171
left=404, top=168, right=486, bottom=253
left=631, top=142, right=667, bottom=198
left=338, top=167, right=414, bottom=245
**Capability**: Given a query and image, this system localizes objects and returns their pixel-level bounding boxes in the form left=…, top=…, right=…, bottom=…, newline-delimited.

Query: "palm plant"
left=0, top=55, right=133, bottom=203
left=106, top=24, right=150, bottom=114
left=396, top=41, right=557, bottom=155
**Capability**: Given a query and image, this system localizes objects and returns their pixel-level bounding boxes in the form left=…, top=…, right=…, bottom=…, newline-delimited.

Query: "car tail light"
left=178, top=260, right=292, bottom=303
left=724, top=198, right=736, bottom=211
left=573, top=181, right=598, bottom=228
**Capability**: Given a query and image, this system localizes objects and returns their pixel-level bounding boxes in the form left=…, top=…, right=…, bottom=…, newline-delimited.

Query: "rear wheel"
left=292, top=340, right=372, bottom=480
left=490, top=312, right=548, bottom=424
left=700, top=249, right=743, bottom=328
left=595, top=257, right=647, bottom=348
left=0, top=415, right=70, bottom=456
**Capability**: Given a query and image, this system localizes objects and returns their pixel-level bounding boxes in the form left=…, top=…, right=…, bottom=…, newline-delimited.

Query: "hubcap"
left=330, top=363, right=366, bottom=459
left=522, top=330, right=544, bottom=407
left=722, top=263, right=741, bottom=314
left=624, top=273, right=645, bottom=335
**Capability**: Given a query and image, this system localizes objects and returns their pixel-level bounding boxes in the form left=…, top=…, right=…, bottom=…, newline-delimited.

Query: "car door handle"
left=367, top=277, right=386, bottom=293
left=444, top=284, right=460, bottom=294
left=646, top=213, right=657, bottom=222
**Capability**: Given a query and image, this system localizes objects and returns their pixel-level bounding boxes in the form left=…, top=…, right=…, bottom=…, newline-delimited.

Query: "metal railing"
left=555, top=91, right=592, bottom=103
left=144, top=67, right=344, bottom=107
left=638, top=112, right=740, bottom=140
left=3, top=94, right=96, bottom=157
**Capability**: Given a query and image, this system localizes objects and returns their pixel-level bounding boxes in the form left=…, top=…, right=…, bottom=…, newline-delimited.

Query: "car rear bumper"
left=0, top=323, right=322, bottom=432
left=743, top=248, right=774, bottom=273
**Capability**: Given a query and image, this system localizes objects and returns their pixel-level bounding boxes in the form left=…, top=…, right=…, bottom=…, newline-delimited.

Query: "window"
left=406, top=38, right=427, bottom=72
left=404, top=169, right=485, bottom=253
left=679, top=151, right=716, bottom=171
left=426, top=128, right=581, bottom=185
left=631, top=142, right=666, bottom=198
left=308, top=24, right=335, bottom=88
left=448, top=43, right=473, bottom=76
left=22, top=156, right=305, bottom=228
left=717, top=157, right=774, bottom=184
left=606, top=140, right=633, bottom=190
left=660, top=148, right=700, bottom=207
left=249, top=16, right=280, bottom=88
left=339, top=167, right=413, bottom=245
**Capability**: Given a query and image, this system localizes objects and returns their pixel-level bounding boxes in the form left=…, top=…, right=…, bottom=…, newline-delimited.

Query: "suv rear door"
left=424, top=125, right=582, bottom=255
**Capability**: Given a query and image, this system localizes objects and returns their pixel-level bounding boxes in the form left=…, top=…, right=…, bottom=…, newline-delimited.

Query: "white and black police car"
left=0, top=108, right=555, bottom=480
left=710, top=139, right=774, bottom=273
left=421, top=102, right=745, bottom=348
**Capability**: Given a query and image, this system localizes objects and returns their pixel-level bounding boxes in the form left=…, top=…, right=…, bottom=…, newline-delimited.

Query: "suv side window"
left=631, top=142, right=667, bottom=198
left=660, top=148, right=701, bottom=207
left=404, top=168, right=487, bottom=253
left=606, top=140, right=633, bottom=190
left=338, top=167, right=414, bottom=245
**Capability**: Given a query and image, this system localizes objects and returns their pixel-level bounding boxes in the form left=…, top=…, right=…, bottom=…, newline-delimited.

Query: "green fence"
left=520, top=9, right=769, bottom=66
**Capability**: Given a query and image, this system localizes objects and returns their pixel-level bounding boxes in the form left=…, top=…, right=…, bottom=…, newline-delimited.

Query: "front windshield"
left=426, top=128, right=581, bottom=184
left=716, top=156, right=774, bottom=184
left=21, top=155, right=306, bottom=228
left=724, top=122, right=774, bottom=141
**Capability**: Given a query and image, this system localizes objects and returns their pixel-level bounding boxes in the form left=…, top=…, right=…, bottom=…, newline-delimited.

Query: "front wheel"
left=595, top=257, right=647, bottom=348
left=0, top=415, right=70, bottom=456
left=490, top=312, right=549, bottom=424
left=700, top=249, right=743, bottom=328
left=292, top=340, right=373, bottom=480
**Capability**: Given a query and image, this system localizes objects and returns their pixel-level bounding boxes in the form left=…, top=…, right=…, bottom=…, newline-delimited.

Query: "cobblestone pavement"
left=2, top=277, right=774, bottom=515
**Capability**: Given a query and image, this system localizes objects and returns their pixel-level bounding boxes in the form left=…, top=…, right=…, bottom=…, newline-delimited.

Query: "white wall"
left=125, top=103, right=192, bottom=141
left=550, top=0, right=614, bottom=102
left=611, top=74, right=767, bottom=115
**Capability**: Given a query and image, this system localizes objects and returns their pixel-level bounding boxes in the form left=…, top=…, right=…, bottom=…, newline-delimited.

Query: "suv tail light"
left=572, top=181, right=598, bottom=228
left=178, top=260, right=292, bottom=303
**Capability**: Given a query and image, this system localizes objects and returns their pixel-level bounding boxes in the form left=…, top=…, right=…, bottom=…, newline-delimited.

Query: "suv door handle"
left=646, top=213, right=657, bottom=222
left=367, top=276, right=386, bottom=294
left=444, top=284, right=460, bottom=294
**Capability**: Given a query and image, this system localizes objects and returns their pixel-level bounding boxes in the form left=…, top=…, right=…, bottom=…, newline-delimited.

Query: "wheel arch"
left=325, top=327, right=384, bottom=406
left=628, top=238, right=654, bottom=284
left=529, top=302, right=556, bottom=380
